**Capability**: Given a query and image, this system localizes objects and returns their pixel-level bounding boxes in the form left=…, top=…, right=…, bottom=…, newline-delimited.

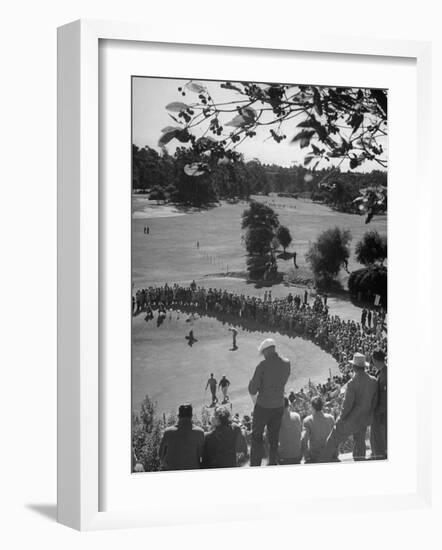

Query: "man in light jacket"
left=320, top=352, right=378, bottom=462
left=248, top=338, right=290, bottom=466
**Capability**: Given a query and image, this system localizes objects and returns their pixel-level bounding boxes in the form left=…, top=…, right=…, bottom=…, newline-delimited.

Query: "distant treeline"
left=132, top=145, right=387, bottom=209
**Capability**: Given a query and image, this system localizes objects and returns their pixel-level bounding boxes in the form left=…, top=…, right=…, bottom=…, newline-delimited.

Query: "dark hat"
left=178, top=403, right=193, bottom=418
left=372, top=349, right=386, bottom=361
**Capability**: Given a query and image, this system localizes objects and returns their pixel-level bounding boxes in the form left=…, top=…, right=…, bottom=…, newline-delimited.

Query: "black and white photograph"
left=4, top=0, right=440, bottom=543
left=131, top=76, right=388, bottom=473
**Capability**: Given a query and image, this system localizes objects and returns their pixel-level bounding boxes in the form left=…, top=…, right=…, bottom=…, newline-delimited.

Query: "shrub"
left=355, top=230, right=387, bottom=266
left=132, top=396, right=164, bottom=472
left=149, top=185, right=166, bottom=202
left=348, top=265, right=387, bottom=306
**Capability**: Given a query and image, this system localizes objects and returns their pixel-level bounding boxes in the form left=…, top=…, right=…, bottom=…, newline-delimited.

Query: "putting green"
left=132, top=310, right=339, bottom=418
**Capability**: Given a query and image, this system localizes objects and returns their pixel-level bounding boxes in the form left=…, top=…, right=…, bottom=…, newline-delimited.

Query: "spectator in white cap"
left=248, top=338, right=291, bottom=466
left=320, top=352, right=378, bottom=462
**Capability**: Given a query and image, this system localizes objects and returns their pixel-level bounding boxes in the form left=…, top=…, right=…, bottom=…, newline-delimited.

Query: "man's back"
left=159, top=419, right=204, bottom=471
left=207, top=377, right=216, bottom=390
left=375, top=367, right=387, bottom=416
left=202, top=424, right=242, bottom=468
left=303, top=411, right=335, bottom=460
left=279, top=410, right=302, bottom=460
left=248, top=353, right=290, bottom=408
left=340, top=371, right=378, bottom=429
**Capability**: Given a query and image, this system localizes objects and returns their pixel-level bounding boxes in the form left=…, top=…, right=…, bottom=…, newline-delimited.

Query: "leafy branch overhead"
left=159, top=80, right=388, bottom=176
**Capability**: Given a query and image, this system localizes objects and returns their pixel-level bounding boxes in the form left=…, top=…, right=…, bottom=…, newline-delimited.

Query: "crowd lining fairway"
left=131, top=195, right=386, bottom=416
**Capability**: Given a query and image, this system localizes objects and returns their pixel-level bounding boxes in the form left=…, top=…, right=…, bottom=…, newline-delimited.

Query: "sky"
left=132, top=76, right=387, bottom=172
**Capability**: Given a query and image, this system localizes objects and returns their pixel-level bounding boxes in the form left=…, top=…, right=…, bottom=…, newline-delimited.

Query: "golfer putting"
left=248, top=338, right=291, bottom=466
left=228, top=327, right=238, bottom=350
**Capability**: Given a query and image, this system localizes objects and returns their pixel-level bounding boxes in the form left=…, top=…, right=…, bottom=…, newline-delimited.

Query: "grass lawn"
left=132, top=195, right=386, bottom=322
left=132, top=311, right=339, bottom=417
left=131, top=194, right=386, bottom=416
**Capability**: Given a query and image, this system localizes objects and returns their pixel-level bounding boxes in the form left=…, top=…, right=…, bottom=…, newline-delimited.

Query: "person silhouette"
left=185, top=329, right=198, bottom=347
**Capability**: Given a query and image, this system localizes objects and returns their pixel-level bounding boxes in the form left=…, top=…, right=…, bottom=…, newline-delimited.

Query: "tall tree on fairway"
left=242, top=201, right=280, bottom=279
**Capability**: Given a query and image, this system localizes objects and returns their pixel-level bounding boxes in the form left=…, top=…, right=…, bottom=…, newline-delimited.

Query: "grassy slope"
left=132, top=312, right=339, bottom=417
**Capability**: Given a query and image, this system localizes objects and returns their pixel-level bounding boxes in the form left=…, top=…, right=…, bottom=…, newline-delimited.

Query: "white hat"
left=349, top=352, right=369, bottom=368
left=258, top=338, right=276, bottom=354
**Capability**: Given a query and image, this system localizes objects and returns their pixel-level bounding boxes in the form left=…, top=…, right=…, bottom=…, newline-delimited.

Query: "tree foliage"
left=355, top=230, right=387, bottom=266
left=276, top=225, right=292, bottom=252
left=132, top=395, right=163, bottom=472
left=161, top=81, right=387, bottom=171
left=149, top=185, right=166, bottom=202
left=155, top=80, right=388, bottom=219
left=133, top=144, right=387, bottom=216
left=348, top=265, right=387, bottom=306
left=306, top=227, right=352, bottom=284
left=241, top=201, right=280, bottom=279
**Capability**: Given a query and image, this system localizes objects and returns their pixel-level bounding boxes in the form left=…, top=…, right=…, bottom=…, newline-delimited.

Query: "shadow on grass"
left=171, top=201, right=219, bottom=214
left=203, top=271, right=285, bottom=289
left=245, top=272, right=285, bottom=289
left=167, top=302, right=330, bottom=351
left=276, top=251, right=295, bottom=260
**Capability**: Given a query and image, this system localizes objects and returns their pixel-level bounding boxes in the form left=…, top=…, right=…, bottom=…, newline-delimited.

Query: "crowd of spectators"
left=132, top=282, right=388, bottom=470
left=132, top=282, right=387, bottom=379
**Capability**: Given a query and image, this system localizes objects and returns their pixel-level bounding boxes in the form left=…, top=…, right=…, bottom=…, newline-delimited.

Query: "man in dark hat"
left=370, top=350, right=388, bottom=459
left=159, top=404, right=204, bottom=471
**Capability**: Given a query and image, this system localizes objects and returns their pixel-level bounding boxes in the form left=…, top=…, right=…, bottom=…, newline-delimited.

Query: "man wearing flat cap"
left=159, top=403, right=204, bottom=471
left=248, top=338, right=290, bottom=466
left=320, top=352, right=378, bottom=462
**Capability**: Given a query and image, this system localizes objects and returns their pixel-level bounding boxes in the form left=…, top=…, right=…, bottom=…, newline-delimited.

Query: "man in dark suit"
left=159, top=404, right=204, bottom=471
left=370, top=349, right=388, bottom=459
left=320, top=352, right=378, bottom=462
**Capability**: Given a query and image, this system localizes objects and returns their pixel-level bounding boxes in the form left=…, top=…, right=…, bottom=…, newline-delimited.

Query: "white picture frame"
left=57, top=19, right=432, bottom=531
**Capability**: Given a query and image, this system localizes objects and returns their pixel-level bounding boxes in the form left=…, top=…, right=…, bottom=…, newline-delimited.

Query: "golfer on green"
left=205, top=373, right=217, bottom=406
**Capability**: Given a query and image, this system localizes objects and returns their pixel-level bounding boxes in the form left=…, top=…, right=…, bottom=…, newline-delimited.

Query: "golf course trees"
left=242, top=201, right=280, bottom=279
left=159, top=81, right=388, bottom=219
left=348, top=265, right=387, bottom=306
left=355, top=230, right=387, bottom=266
left=149, top=185, right=166, bottom=203
left=172, top=147, right=218, bottom=206
left=162, top=82, right=387, bottom=171
left=276, top=225, right=292, bottom=253
left=306, top=227, right=352, bottom=286
left=132, top=395, right=163, bottom=472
